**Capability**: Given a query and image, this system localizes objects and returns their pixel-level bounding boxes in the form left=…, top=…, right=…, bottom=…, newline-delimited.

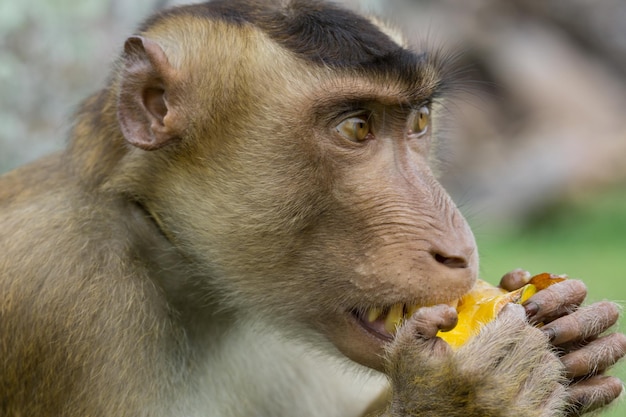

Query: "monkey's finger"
left=566, top=375, right=624, bottom=416
left=541, top=302, right=620, bottom=346
left=388, top=305, right=456, bottom=365
left=499, top=268, right=531, bottom=291
left=523, top=280, right=587, bottom=324
left=559, top=333, right=626, bottom=379
left=406, top=304, right=458, bottom=339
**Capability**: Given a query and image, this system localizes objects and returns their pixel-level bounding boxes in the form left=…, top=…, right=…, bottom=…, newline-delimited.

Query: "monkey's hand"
left=383, top=304, right=567, bottom=417
left=500, top=270, right=626, bottom=415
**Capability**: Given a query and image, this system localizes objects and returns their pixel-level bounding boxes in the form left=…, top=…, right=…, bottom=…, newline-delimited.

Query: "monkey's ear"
left=117, top=36, right=182, bottom=151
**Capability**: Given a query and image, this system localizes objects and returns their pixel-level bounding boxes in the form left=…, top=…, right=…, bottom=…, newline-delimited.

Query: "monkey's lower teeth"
left=363, top=300, right=459, bottom=336
left=364, top=303, right=420, bottom=335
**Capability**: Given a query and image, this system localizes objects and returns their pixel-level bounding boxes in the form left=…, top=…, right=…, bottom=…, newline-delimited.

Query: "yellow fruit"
left=437, top=273, right=566, bottom=348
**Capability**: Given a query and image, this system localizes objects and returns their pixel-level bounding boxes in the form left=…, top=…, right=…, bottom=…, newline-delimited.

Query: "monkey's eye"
left=336, top=117, right=371, bottom=142
left=409, top=106, right=430, bottom=137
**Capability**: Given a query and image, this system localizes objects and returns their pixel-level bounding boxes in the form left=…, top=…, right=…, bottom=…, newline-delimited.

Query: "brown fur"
left=0, top=1, right=577, bottom=416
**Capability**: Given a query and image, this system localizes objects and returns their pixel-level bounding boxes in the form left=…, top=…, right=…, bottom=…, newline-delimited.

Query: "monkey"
left=1, top=1, right=625, bottom=416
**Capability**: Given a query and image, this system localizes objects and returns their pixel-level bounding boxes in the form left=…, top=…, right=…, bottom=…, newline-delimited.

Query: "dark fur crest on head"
left=137, top=0, right=457, bottom=97
left=142, top=0, right=403, bottom=68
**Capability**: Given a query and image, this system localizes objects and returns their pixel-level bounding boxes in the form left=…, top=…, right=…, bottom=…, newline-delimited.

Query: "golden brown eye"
left=410, top=106, right=430, bottom=137
left=336, top=117, right=371, bottom=142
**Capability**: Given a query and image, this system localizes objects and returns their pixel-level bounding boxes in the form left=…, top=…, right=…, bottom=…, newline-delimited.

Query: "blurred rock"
left=387, top=0, right=626, bottom=226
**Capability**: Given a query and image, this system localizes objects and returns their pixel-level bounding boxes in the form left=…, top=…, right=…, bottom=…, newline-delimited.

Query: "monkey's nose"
left=431, top=249, right=470, bottom=269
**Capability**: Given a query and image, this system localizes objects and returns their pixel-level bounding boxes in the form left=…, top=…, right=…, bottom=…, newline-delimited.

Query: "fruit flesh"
left=437, top=273, right=566, bottom=349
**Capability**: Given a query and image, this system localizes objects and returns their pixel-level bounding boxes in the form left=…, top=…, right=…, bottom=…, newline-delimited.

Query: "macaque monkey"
left=0, top=1, right=624, bottom=416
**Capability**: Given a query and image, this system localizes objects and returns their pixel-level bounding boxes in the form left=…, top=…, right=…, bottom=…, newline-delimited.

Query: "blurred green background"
left=1, top=0, right=625, bottom=414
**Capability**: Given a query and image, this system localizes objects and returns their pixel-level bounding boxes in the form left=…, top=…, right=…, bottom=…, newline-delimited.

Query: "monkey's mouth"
left=350, top=303, right=423, bottom=340
left=351, top=301, right=459, bottom=340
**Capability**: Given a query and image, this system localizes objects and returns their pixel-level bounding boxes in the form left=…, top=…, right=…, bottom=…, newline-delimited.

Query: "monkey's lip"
left=350, top=300, right=459, bottom=341
left=351, top=310, right=394, bottom=340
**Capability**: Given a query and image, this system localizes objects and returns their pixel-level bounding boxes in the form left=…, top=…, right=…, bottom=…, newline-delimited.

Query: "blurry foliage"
left=520, top=188, right=626, bottom=245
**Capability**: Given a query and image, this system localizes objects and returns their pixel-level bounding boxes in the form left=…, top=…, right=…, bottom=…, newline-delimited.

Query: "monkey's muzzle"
left=353, top=273, right=566, bottom=348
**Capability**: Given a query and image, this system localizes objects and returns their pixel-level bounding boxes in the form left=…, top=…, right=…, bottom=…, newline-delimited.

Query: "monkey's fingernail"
left=524, top=301, right=539, bottom=318
left=542, top=327, right=556, bottom=342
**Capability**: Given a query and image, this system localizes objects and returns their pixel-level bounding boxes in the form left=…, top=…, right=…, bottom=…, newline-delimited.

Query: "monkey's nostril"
left=433, top=252, right=468, bottom=269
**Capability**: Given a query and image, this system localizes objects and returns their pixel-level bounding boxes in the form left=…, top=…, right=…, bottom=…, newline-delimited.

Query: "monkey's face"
left=145, top=79, right=477, bottom=372
left=118, top=18, right=478, bottom=372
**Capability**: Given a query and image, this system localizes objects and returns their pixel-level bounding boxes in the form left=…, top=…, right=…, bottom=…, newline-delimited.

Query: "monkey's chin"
left=324, top=313, right=388, bottom=372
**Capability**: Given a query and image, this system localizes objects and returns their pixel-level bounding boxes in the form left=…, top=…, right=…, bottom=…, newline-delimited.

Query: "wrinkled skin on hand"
left=501, top=269, right=626, bottom=415
left=380, top=270, right=626, bottom=417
